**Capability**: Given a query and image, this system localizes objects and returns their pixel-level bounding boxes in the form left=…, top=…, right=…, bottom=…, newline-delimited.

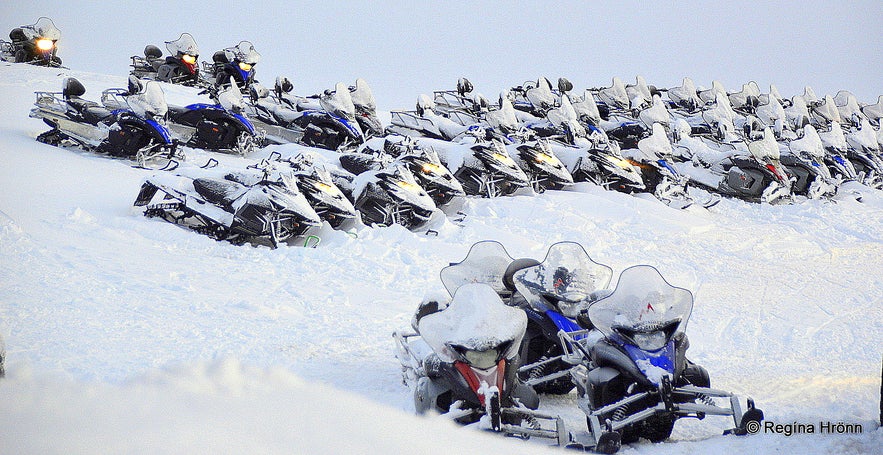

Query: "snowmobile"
left=129, top=33, right=201, bottom=87
left=508, top=242, right=614, bottom=395
left=551, top=129, right=647, bottom=194
left=442, top=138, right=531, bottom=197
left=338, top=164, right=438, bottom=230
left=204, top=41, right=261, bottom=90
left=0, top=17, right=62, bottom=66
left=818, top=121, right=861, bottom=183
left=134, top=163, right=322, bottom=247
left=622, top=123, right=695, bottom=209
left=781, top=125, right=838, bottom=199
left=348, top=78, right=385, bottom=138
left=563, top=265, right=764, bottom=453
left=363, top=136, right=466, bottom=208
left=273, top=153, right=358, bottom=229
left=843, top=118, right=883, bottom=189
left=245, top=80, right=365, bottom=150
left=393, top=275, right=567, bottom=443
left=30, top=76, right=179, bottom=167
left=0, top=332, right=5, bottom=378
left=386, top=94, right=483, bottom=142
left=152, top=80, right=257, bottom=155
left=506, top=139, right=574, bottom=192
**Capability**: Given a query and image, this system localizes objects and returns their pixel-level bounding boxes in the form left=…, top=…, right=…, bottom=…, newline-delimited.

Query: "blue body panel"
left=622, top=341, right=676, bottom=386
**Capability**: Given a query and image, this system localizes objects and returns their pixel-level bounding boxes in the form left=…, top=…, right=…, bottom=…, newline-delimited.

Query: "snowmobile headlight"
left=632, top=331, right=668, bottom=351
left=609, top=155, right=632, bottom=169
left=182, top=54, right=197, bottom=64
left=238, top=62, right=252, bottom=72
left=534, top=153, right=555, bottom=164
left=492, top=152, right=516, bottom=167
left=36, top=39, right=54, bottom=51
left=421, top=162, right=444, bottom=176
left=463, top=349, right=500, bottom=370
left=316, top=181, right=343, bottom=197
left=395, top=180, right=422, bottom=193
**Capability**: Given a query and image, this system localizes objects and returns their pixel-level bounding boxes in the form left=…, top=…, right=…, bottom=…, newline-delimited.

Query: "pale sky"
left=3, top=1, right=881, bottom=110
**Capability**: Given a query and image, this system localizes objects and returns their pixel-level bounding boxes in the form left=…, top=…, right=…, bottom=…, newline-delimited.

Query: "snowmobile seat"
left=503, top=258, right=541, bottom=292
left=66, top=98, right=113, bottom=125
left=192, top=177, right=243, bottom=207
left=9, top=28, right=26, bottom=43
left=212, top=50, right=228, bottom=64
left=144, top=44, right=162, bottom=59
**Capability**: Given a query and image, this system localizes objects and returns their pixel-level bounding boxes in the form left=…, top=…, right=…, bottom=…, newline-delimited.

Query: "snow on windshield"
left=350, top=78, right=376, bottom=110
left=321, top=83, right=357, bottom=120
left=439, top=241, right=514, bottom=296
left=127, top=81, right=168, bottom=118
left=588, top=265, right=693, bottom=339
left=227, top=41, right=261, bottom=64
left=748, top=128, right=781, bottom=160
left=637, top=123, right=674, bottom=160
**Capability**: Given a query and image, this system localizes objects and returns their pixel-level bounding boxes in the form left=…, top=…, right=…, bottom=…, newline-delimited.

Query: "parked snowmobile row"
left=394, top=241, right=764, bottom=453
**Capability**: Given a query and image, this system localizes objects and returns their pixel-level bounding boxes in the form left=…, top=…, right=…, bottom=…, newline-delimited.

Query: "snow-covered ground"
left=0, top=62, right=880, bottom=454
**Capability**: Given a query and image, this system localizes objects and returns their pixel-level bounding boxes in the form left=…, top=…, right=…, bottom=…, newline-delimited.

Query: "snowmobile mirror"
left=144, top=45, right=162, bottom=59
left=457, top=77, right=473, bottom=96
left=558, top=77, right=573, bottom=94
left=62, top=77, right=86, bottom=99
left=127, top=75, right=144, bottom=95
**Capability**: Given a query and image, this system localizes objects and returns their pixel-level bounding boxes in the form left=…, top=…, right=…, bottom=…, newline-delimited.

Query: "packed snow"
left=1, top=2, right=882, bottom=453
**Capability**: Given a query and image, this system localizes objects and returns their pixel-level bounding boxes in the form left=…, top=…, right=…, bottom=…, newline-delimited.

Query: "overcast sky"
left=3, top=1, right=881, bottom=110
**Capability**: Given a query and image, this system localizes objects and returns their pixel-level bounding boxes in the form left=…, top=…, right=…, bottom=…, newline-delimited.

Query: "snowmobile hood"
left=514, top=141, right=573, bottom=185
left=513, top=242, right=613, bottom=317
left=418, top=283, right=526, bottom=364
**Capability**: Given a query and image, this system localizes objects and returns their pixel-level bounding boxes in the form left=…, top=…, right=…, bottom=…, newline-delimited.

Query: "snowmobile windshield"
left=790, top=126, right=825, bottom=160
left=127, top=81, right=168, bottom=118
left=513, top=242, right=613, bottom=317
left=30, top=17, right=61, bottom=40
left=320, top=83, right=358, bottom=121
left=217, top=81, right=246, bottom=113
left=485, top=98, right=519, bottom=132
left=418, top=283, right=526, bottom=364
left=166, top=33, right=199, bottom=57
left=526, top=79, right=556, bottom=110
left=599, top=77, right=629, bottom=110
left=350, top=78, right=376, bottom=111
left=636, top=123, right=673, bottom=161
left=440, top=241, right=515, bottom=297
left=638, top=96, right=669, bottom=128
left=588, top=265, right=693, bottom=351
left=748, top=128, right=781, bottom=161
left=231, top=41, right=261, bottom=64
left=571, top=89, right=602, bottom=126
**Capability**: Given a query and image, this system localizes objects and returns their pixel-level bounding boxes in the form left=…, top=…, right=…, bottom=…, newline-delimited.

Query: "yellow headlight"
left=492, top=152, right=516, bottom=166
left=316, top=182, right=342, bottom=196
left=36, top=39, right=54, bottom=51
left=396, top=180, right=422, bottom=192
left=609, top=156, right=633, bottom=169
left=238, top=62, right=252, bottom=72
left=182, top=54, right=197, bottom=64
left=421, top=162, right=444, bottom=175
left=534, top=153, right=554, bottom=164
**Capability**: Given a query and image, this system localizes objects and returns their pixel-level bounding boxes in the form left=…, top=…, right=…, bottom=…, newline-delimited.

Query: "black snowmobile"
left=1, top=17, right=62, bottom=66
left=130, top=33, right=202, bottom=87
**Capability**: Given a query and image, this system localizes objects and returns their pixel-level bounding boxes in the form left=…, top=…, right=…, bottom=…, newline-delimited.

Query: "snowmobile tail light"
left=182, top=54, right=197, bottom=64
left=492, top=152, right=516, bottom=167
left=463, top=349, right=500, bottom=370
left=238, top=62, right=252, bottom=72
left=36, top=39, right=54, bottom=51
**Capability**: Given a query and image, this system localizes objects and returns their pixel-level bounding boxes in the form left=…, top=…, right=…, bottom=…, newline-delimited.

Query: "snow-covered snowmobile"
left=843, top=118, right=883, bottom=189
left=246, top=80, right=365, bottom=150
left=509, top=242, right=613, bottom=395
left=507, top=139, right=574, bottom=192
left=781, top=125, right=838, bottom=199
left=622, top=124, right=695, bottom=209
left=341, top=164, right=438, bottom=230
left=549, top=128, right=647, bottom=194
left=157, top=80, right=257, bottom=155
left=564, top=265, right=764, bottom=453
left=0, top=332, right=5, bottom=378
left=134, top=163, right=322, bottom=247
left=443, top=138, right=531, bottom=197
left=364, top=136, right=466, bottom=208
left=30, top=77, right=179, bottom=167
left=1, top=17, right=62, bottom=67
left=204, top=41, right=261, bottom=91
left=818, top=121, right=861, bottom=183
left=393, top=282, right=567, bottom=443
left=348, top=78, right=384, bottom=138
left=273, top=153, right=357, bottom=229
left=129, top=33, right=201, bottom=87
left=387, top=94, right=481, bottom=142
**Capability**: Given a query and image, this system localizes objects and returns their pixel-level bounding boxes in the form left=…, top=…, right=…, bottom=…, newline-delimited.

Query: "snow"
left=1, top=5, right=882, bottom=453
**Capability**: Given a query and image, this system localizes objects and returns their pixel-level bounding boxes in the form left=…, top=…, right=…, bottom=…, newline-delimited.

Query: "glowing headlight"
left=36, top=39, right=54, bottom=51
left=395, top=180, right=422, bottom=192
left=316, top=181, right=343, bottom=197
left=238, top=62, right=252, bottom=72
left=421, top=162, right=444, bottom=175
left=492, top=152, right=516, bottom=166
left=633, top=331, right=668, bottom=351
left=182, top=54, right=197, bottom=64
left=463, top=349, right=499, bottom=370
left=609, top=156, right=633, bottom=169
